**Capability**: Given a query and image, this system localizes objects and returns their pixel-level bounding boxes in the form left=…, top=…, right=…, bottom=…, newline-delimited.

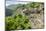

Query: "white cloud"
left=6, top=1, right=29, bottom=6
left=6, top=3, right=10, bottom=6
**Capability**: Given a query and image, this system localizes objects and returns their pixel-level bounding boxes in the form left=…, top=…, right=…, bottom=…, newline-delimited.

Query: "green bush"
left=5, top=14, right=32, bottom=30
left=26, top=2, right=40, bottom=8
left=30, top=2, right=40, bottom=8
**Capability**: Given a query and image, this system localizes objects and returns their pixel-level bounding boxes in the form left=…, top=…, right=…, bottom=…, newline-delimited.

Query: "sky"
left=6, top=0, right=32, bottom=6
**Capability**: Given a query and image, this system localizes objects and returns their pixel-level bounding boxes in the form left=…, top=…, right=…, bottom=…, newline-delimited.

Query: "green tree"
left=5, top=14, right=32, bottom=30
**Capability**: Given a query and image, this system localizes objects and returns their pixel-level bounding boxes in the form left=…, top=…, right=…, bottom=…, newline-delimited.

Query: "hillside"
left=5, top=2, right=44, bottom=30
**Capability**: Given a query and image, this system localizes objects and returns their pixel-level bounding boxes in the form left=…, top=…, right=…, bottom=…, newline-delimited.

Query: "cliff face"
left=14, top=3, right=44, bottom=29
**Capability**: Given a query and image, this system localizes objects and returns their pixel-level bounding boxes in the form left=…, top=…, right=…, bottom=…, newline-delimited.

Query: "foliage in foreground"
left=5, top=14, right=32, bottom=30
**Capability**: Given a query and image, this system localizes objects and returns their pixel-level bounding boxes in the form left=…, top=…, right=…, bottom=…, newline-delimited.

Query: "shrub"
left=5, top=14, right=32, bottom=30
left=30, top=2, right=40, bottom=8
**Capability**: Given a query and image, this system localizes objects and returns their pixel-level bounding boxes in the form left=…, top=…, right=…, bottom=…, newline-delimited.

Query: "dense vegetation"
left=5, top=14, right=31, bottom=30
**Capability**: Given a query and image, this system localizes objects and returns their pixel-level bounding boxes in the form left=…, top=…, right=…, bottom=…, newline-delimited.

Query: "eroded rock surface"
left=14, top=3, right=44, bottom=29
